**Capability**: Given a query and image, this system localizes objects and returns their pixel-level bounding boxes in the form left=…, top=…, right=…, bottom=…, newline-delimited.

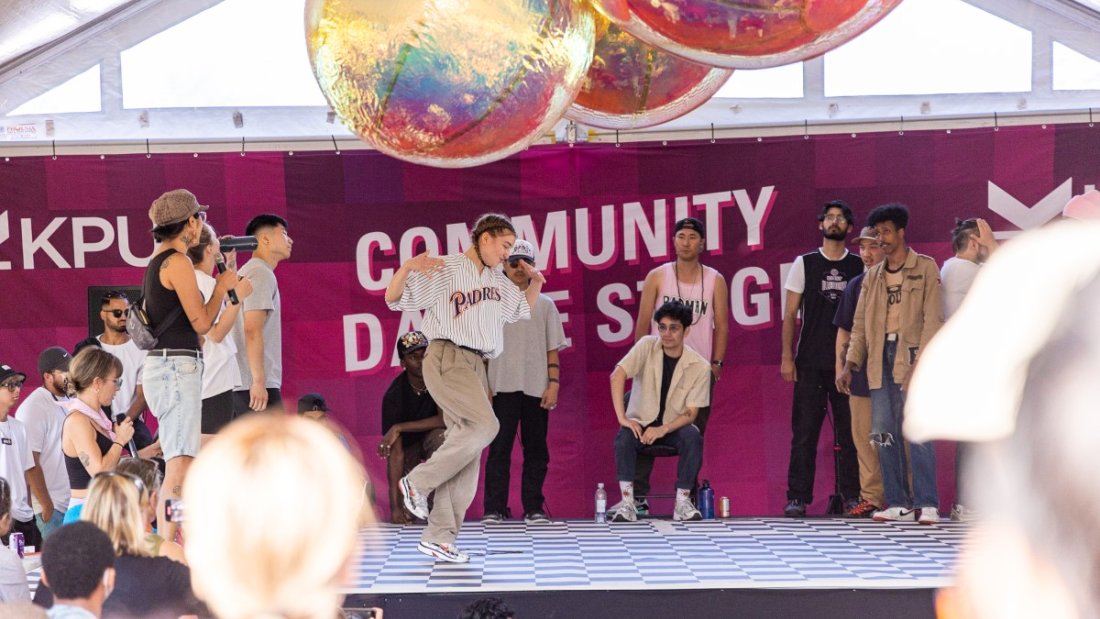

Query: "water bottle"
left=595, top=483, right=607, bottom=523
left=699, top=480, right=715, bottom=520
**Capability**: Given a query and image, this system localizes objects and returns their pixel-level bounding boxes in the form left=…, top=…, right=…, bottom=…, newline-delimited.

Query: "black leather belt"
left=150, top=348, right=203, bottom=358
left=435, top=339, right=487, bottom=358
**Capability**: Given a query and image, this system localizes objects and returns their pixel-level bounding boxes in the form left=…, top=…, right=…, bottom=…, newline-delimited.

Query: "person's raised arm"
left=385, top=252, right=444, bottom=306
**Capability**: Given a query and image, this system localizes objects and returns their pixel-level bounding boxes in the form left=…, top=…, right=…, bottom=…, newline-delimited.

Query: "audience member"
left=839, top=203, right=944, bottom=523
left=832, top=227, right=887, bottom=518
left=631, top=217, right=729, bottom=515
left=297, top=394, right=362, bottom=462
left=113, top=457, right=186, bottom=564
left=376, top=333, right=446, bottom=524
left=40, top=521, right=115, bottom=619
left=17, top=348, right=74, bottom=539
left=183, top=414, right=370, bottom=619
left=0, top=478, right=30, bottom=602
left=61, top=348, right=134, bottom=523
left=0, top=363, right=42, bottom=549
left=459, top=597, right=515, bottom=619
left=608, top=300, right=709, bottom=523
left=232, top=213, right=293, bottom=415
left=188, top=224, right=254, bottom=438
left=780, top=200, right=863, bottom=517
left=95, top=291, right=157, bottom=455
left=0, top=601, right=47, bottom=618
left=482, top=241, right=567, bottom=525
left=142, top=188, right=237, bottom=544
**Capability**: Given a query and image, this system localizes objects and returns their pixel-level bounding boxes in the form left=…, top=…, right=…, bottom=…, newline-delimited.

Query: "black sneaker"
left=524, top=511, right=550, bottom=524
left=481, top=511, right=504, bottom=524
left=784, top=499, right=807, bottom=517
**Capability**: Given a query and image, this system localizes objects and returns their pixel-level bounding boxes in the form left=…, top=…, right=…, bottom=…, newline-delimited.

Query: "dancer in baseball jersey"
left=385, top=214, right=544, bottom=563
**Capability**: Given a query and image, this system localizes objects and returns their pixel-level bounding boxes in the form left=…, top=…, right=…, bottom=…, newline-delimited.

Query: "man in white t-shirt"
left=15, top=347, right=73, bottom=539
left=0, top=363, right=39, bottom=550
left=96, top=291, right=155, bottom=451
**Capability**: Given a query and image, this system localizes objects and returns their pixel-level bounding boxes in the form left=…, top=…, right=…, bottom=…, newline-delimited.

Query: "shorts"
left=144, top=355, right=203, bottom=460
left=201, top=390, right=235, bottom=434
left=232, top=388, right=283, bottom=416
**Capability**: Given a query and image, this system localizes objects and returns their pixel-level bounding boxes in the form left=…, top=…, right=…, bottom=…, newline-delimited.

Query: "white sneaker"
left=673, top=500, right=703, bottom=522
left=918, top=506, right=941, bottom=525
left=872, top=506, right=917, bottom=522
left=950, top=504, right=978, bottom=522
left=400, top=476, right=429, bottom=520
left=610, top=500, right=637, bottom=522
left=417, top=541, right=470, bottom=563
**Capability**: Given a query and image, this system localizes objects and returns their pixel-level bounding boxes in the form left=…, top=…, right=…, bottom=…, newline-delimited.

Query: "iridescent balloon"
left=595, top=0, right=903, bottom=70
left=305, top=0, right=596, bottom=168
left=566, top=11, right=731, bottom=129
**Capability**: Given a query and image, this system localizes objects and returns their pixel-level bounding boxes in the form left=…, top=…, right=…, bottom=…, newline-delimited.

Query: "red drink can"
left=719, top=497, right=730, bottom=518
left=10, top=532, right=24, bottom=558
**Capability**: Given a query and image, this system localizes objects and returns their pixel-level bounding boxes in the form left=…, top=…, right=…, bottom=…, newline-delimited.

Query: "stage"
left=343, top=517, right=966, bottom=618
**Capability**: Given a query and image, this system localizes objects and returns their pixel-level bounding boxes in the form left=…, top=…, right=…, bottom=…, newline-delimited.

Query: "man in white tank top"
left=632, top=218, right=729, bottom=511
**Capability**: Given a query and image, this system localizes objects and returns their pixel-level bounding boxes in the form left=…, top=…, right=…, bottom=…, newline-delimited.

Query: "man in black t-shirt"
left=379, top=331, right=445, bottom=524
left=780, top=201, right=864, bottom=517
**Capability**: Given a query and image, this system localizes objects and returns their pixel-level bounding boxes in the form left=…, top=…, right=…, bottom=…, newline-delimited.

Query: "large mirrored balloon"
left=567, top=11, right=731, bottom=129
left=596, top=0, right=903, bottom=69
left=306, top=0, right=595, bottom=168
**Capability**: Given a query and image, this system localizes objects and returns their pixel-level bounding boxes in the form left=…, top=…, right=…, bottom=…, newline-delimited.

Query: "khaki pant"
left=850, top=395, right=884, bottom=507
left=409, top=341, right=499, bottom=545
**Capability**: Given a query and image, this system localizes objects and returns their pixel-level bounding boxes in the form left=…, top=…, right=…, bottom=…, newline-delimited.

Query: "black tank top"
left=64, top=417, right=116, bottom=490
left=143, top=249, right=199, bottom=350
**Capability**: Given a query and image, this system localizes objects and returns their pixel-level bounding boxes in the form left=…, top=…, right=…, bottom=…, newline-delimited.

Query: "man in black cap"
left=631, top=217, right=729, bottom=514
left=0, top=362, right=41, bottom=549
left=15, top=347, right=73, bottom=539
left=378, top=331, right=445, bottom=524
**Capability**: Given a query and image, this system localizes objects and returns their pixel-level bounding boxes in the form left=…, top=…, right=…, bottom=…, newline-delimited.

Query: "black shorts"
left=201, top=390, right=236, bottom=434
left=232, top=388, right=283, bottom=416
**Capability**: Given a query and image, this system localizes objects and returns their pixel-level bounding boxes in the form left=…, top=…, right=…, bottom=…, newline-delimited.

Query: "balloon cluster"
left=305, top=0, right=903, bottom=168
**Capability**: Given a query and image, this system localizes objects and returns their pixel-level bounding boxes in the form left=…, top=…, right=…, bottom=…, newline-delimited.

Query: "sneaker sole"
left=400, top=478, right=429, bottom=520
left=417, top=543, right=469, bottom=563
left=674, top=514, right=703, bottom=522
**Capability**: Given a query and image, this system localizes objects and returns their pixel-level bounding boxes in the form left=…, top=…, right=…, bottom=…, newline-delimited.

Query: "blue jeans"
left=144, top=354, right=203, bottom=460
left=36, top=510, right=65, bottom=539
left=869, top=340, right=938, bottom=509
left=615, top=424, right=703, bottom=490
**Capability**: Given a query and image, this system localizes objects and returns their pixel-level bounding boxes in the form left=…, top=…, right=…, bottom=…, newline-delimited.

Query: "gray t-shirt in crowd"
left=487, top=293, right=567, bottom=399
left=233, top=257, right=283, bottom=389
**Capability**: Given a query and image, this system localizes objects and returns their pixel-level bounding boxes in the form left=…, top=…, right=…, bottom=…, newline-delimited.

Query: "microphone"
left=213, top=253, right=239, bottom=305
left=115, top=413, right=139, bottom=456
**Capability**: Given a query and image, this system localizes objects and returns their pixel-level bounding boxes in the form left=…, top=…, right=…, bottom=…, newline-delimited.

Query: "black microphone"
left=213, top=253, right=239, bottom=305
left=114, top=413, right=139, bottom=456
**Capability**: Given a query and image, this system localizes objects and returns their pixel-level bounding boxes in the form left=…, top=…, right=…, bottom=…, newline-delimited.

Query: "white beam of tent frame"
left=1, top=0, right=1100, bottom=155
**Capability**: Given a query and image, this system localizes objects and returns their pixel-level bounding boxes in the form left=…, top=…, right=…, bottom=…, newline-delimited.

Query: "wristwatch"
left=711, top=360, right=724, bottom=368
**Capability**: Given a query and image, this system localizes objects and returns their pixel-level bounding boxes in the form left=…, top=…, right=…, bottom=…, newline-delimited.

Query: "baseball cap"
left=38, top=347, right=72, bottom=376
left=674, top=217, right=705, bottom=238
left=853, top=226, right=879, bottom=244
left=297, top=393, right=328, bottom=414
left=0, top=364, right=26, bottom=385
left=396, top=331, right=429, bottom=358
left=509, top=239, right=536, bottom=263
left=149, top=189, right=208, bottom=228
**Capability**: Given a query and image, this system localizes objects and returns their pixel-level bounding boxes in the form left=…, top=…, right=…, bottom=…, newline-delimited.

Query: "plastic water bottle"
left=595, top=483, right=607, bottom=523
left=699, top=480, right=715, bottom=520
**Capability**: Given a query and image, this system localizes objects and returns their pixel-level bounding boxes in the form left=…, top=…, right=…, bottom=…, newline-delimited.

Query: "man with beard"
left=16, top=347, right=74, bottom=539
left=378, top=331, right=446, bottom=524
left=96, top=291, right=157, bottom=454
left=780, top=200, right=864, bottom=517
left=631, top=217, right=728, bottom=514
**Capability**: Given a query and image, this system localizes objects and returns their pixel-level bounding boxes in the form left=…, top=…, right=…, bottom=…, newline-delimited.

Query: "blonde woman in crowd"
left=115, top=457, right=186, bottom=564
left=184, top=414, right=372, bottom=619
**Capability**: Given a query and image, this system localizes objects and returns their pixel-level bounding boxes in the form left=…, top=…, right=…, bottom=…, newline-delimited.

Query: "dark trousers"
left=616, top=425, right=703, bottom=490
left=786, top=364, right=860, bottom=503
left=3, top=516, right=43, bottom=550
left=232, top=388, right=283, bottom=416
left=634, top=378, right=713, bottom=500
left=483, top=392, right=550, bottom=515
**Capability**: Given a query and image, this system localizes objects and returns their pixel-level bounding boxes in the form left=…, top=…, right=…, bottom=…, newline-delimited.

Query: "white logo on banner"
left=988, top=178, right=1073, bottom=239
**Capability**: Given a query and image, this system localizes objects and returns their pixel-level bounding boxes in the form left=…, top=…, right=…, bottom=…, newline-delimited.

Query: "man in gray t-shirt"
left=481, top=240, right=567, bottom=525
left=231, top=214, right=292, bottom=414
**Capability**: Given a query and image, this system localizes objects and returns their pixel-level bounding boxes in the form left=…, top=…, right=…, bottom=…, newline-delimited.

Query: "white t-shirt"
left=0, top=416, right=34, bottom=522
left=97, top=337, right=146, bottom=415
left=783, top=249, right=852, bottom=294
left=197, top=271, right=243, bottom=398
left=940, top=256, right=981, bottom=320
left=14, top=388, right=71, bottom=513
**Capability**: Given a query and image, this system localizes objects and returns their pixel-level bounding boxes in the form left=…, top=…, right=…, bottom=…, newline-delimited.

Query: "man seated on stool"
left=609, top=300, right=710, bottom=522
left=378, top=331, right=446, bottom=524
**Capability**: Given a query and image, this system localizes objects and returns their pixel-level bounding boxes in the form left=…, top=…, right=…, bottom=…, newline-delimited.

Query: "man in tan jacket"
left=838, top=203, right=944, bottom=524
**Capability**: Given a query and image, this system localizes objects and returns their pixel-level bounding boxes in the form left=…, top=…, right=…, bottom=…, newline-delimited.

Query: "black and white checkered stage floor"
left=345, top=518, right=966, bottom=594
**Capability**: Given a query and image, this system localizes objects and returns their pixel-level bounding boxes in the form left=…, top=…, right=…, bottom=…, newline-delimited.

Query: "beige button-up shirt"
left=617, top=336, right=711, bottom=426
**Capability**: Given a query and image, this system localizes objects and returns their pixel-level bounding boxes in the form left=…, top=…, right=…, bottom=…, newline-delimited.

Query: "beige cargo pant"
left=850, top=394, right=884, bottom=507
left=408, top=340, right=500, bottom=546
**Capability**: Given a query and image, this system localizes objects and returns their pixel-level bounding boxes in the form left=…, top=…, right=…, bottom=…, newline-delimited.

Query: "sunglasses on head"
left=93, top=470, right=146, bottom=497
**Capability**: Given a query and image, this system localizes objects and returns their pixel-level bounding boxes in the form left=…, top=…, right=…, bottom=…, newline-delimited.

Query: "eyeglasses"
left=93, top=470, right=146, bottom=497
left=102, top=377, right=123, bottom=388
left=822, top=215, right=847, bottom=223
left=656, top=323, right=683, bottom=333
left=0, top=379, right=24, bottom=391
left=105, top=309, right=129, bottom=319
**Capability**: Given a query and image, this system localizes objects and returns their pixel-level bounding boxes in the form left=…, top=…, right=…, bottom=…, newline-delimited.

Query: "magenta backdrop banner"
left=1, top=124, right=1095, bottom=518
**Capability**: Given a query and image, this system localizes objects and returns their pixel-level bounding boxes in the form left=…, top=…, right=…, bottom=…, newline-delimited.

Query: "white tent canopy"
left=1, top=0, right=1100, bottom=155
